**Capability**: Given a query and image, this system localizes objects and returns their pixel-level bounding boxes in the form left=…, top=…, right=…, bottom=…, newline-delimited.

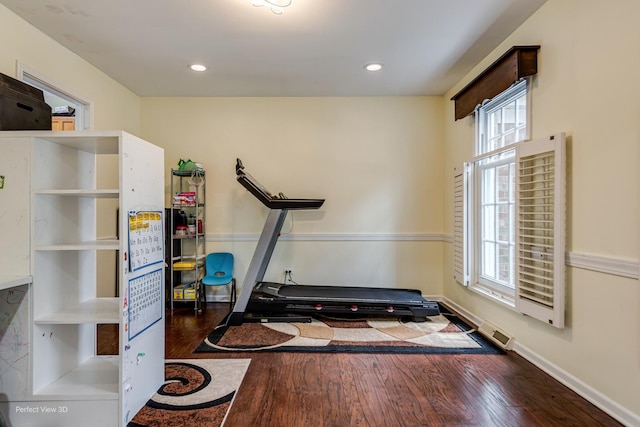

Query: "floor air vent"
left=478, top=321, right=514, bottom=350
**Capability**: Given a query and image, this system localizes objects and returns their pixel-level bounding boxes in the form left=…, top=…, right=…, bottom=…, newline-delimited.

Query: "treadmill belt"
left=273, top=285, right=427, bottom=305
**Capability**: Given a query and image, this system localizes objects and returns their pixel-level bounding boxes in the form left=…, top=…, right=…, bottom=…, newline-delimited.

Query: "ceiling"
left=1, top=0, right=546, bottom=97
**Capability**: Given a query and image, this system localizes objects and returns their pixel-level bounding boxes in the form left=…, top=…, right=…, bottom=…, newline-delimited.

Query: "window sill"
left=469, top=283, right=517, bottom=311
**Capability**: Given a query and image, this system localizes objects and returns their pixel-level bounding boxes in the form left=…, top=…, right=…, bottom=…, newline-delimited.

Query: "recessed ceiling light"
left=189, top=64, right=207, bottom=72
left=364, top=63, right=383, bottom=72
left=252, top=0, right=292, bottom=14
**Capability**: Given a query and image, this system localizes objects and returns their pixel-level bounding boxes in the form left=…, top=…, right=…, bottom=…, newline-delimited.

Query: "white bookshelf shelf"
left=34, top=356, right=119, bottom=399
left=35, top=239, right=120, bottom=251
left=34, top=298, right=119, bottom=324
left=34, top=189, right=120, bottom=198
left=11, top=130, right=123, bottom=154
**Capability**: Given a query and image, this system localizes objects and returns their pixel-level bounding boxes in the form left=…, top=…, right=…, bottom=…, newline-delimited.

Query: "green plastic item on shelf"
left=178, top=158, right=197, bottom=170
left=176, top=159, right=204, bottom=176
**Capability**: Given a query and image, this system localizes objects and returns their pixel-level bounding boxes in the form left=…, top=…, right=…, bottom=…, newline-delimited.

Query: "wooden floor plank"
left=323, top=355, right=375, bottom=426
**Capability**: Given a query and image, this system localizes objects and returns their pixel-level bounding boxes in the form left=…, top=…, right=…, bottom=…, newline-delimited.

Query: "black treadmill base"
left=232, top=282, right=441, bottom=325
left=243, top=306, right=435, bottom=323
left=247, top=294, right=440, bottom=323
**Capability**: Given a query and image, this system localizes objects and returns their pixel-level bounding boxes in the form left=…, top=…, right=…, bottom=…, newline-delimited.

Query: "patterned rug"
left=195, top=305, right=502, bottom=354
left=127, top=359, right=250, bottom=427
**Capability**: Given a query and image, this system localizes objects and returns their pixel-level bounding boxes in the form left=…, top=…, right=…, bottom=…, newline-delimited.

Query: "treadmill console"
left=236, top=158, right=325, bottom=210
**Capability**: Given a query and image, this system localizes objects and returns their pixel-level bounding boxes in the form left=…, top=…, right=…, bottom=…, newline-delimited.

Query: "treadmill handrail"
left=236, top=158, right=325, bottom=210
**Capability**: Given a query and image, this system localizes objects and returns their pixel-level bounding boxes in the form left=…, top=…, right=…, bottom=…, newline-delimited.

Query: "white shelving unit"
left=0, top=131, right=165, bottom=427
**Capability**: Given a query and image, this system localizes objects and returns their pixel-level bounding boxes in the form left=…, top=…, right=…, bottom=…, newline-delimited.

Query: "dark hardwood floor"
left=101, top=303, right=623, bottom=426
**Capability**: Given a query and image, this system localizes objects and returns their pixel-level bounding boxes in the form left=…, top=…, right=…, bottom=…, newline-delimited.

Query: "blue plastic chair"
left=202, top=252, right=236, bottom=309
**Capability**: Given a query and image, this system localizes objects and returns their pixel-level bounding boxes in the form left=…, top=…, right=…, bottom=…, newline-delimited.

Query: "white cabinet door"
left=118, top=132, right=165, bottom=425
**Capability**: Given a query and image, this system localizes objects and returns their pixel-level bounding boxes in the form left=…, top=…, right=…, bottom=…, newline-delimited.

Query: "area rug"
left=127, top=359, right=250, bottom=427
left=195, top=305, right=502, bottom=354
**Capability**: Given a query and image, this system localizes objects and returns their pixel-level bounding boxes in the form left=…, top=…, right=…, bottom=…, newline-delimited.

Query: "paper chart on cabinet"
left=127, top=211, right=163, bottom=272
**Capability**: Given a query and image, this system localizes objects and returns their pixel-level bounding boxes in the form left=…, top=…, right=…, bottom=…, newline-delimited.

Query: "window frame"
left=469, top=79, right=530, bottom=305
left=475, top=151, right=516, bottom=295
left=16, top=61, right=94, bottom=130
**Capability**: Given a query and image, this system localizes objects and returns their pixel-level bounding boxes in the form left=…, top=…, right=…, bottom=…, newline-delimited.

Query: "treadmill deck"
left=257, top=282, right=429, bottom=305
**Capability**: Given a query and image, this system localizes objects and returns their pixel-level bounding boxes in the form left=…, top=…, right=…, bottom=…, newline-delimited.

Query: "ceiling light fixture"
left=189, top=64, right=207, bottom=72
left=364, top=63, right=383, bottom=72
left=252, top=0, right=292, bottom=15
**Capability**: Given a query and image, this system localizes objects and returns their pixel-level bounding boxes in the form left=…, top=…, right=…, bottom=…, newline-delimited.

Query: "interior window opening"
left=16, top=62, right=92, bottom=131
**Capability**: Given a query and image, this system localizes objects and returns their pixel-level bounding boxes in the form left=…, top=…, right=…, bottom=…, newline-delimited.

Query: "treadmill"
left=228, top=159, right=440, bottom=325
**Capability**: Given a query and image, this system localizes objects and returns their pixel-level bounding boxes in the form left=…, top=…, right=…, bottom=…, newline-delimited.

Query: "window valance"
left=451, top=45, right=540, bottom=120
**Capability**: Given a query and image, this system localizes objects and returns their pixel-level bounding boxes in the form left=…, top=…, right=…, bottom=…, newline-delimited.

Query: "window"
left=454, top=80, right=566, bottom=328
left=473, top=80, right=528, bottom=301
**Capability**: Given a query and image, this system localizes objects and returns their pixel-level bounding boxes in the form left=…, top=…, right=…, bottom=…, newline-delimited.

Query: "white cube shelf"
left=0, top=131, right=165, bottom=427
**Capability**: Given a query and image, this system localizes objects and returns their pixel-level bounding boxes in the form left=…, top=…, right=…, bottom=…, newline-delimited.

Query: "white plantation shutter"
left=453, top=165, right=469, bottom=286
left=515, top=133, right=566, bottom=328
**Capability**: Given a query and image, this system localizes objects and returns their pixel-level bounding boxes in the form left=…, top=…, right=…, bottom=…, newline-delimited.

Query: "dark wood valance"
left=451, top=45, right=540, bottom=120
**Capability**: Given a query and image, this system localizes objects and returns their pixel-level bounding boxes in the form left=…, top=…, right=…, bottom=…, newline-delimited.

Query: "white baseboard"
left=440, top=296, right=639, bottom=427
left=513, top=341, right=639, bottom=427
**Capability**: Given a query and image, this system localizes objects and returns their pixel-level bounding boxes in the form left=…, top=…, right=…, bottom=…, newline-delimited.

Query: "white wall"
left=141, top=96, right=445, bottom=294
left=442, top=0, right=640, bottom=422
